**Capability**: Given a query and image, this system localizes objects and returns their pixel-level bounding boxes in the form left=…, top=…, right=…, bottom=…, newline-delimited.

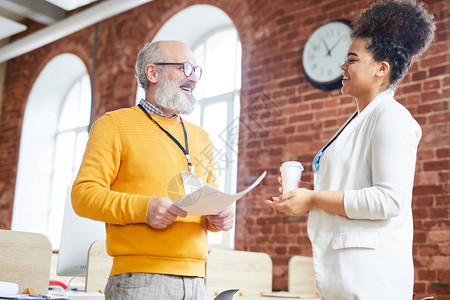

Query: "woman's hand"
left=265, top=188, right=314, bottom=216
left=267, top=176, right=347, bottom=217
left=277, top=176, right=312, bottom=195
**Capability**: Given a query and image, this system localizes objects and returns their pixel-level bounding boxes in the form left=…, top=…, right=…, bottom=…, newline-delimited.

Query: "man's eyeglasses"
left=154, top=62, right=202, bottom=79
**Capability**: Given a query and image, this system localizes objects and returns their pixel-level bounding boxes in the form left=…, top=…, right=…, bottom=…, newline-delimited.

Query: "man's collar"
left=138, top=99, right=178, bottom=119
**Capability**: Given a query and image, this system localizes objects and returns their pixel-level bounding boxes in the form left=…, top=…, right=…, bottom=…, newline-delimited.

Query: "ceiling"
left=0, top=0, right=155, bottom=63
left=0, top=0, right=98, bottom=41
left=0, top=1, right=233, bottom=63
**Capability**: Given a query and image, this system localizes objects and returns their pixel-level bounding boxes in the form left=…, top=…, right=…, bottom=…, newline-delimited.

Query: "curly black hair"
left=351, top=0, right=436, bottom=87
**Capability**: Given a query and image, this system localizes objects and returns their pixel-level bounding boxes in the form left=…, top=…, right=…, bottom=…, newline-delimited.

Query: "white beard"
left=154, top=74, right=196, bottom=115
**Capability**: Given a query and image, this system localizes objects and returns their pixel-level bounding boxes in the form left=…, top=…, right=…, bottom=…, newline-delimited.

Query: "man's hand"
left=147, top=197, right=187, bottom=229
left=206, top=205, right=234, bottom=231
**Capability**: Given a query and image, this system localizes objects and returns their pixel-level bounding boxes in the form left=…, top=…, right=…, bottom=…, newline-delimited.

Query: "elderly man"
left=72, top=41, right=234, bottom=300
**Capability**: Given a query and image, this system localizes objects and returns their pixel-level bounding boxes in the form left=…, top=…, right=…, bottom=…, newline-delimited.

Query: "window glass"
left=77, top=75, right=92, bottom=127
left=136, top=85, right=145, bottom=104
left=193, top=44, right=205, bottom=100
left=203, top=101, right=228, bottom=190
left=74, top=131, right=89, bottom=172
left=50, top=74, right=91, bottom=249
left=59, top=81, right=80, bottom=131
left=48, top=169, right=72, bottom=246
left=12, top=55, right=91, bottom=251
left=203, top=29, right=237, bottom=98
left=208, top=228, right=224, bottom=244
left=192, top=27, right=241, bottom=249
left=53, top=131, right=76, bottom=171
left=182, top=103, right=201, bottom=125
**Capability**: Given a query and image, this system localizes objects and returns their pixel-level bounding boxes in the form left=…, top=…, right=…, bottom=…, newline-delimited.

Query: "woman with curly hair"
left=266, top=0, right=436, bottom=298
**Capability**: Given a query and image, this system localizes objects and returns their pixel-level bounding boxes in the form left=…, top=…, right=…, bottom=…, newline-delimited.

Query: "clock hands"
left=322, top=35, right=346, bottom=57
left=328, top=35, right=345, bottom=55
left=322, top=39, right=332, bottom=57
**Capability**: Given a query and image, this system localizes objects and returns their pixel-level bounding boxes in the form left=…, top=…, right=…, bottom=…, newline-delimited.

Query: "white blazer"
left=308, top=90, right=421, bottom=299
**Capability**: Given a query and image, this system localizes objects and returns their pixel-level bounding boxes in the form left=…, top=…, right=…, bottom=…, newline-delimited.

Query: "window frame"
left=192, top=26, right=241, bottom=249
left=47, top=73, right=92, bottom=249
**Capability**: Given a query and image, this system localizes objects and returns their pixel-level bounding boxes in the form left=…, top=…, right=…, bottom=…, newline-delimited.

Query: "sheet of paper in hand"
left=174, top=171, right=267, bottom=216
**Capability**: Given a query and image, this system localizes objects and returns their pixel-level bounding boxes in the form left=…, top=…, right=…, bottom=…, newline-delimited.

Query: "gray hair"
left=135, top=41, right=164, bottom=90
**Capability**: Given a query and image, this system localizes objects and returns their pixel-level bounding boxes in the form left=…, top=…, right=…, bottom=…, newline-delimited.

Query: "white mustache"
left=180, top=80, right=196, bottom=90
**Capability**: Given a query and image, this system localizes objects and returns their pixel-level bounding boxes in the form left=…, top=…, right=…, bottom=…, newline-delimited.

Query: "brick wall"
left=0, top=0, right=448, bottom=298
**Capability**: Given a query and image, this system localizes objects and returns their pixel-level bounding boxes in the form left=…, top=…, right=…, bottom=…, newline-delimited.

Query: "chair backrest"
left=0, top=229, right=52, bottom=294
left=288, top=255, right=320, bottom=296
left=85, top=239, right=113, bottom=293
left=206, top=249, right=272, bottom=297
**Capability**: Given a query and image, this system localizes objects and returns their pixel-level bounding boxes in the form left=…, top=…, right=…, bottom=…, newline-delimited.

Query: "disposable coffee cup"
left=280, top=161, right=304, bottom=194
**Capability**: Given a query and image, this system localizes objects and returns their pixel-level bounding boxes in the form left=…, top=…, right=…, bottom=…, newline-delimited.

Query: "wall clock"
left=302, top=20, right=352, bottom=91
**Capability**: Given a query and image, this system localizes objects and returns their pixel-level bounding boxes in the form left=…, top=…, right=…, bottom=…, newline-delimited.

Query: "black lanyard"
left=313, top=111, right=358, bottom=173
left=138, top=104, right=194, bottom=173
left=323, top=111, right=358, bottom=153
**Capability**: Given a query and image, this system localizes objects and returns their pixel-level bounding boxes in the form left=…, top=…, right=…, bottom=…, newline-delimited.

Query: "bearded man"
left=71, top=41, right=234, bottom=300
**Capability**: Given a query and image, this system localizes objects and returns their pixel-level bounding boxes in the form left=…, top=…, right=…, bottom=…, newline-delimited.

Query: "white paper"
left=0, top=294, right=69, bottom=299
left=174, top=171, right=267, bottom=216
left=0, top=282, right=18, bottom=294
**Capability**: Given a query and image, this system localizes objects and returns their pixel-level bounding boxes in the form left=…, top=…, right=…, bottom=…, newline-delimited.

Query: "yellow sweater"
left=72, top=106, right=218, bottom=278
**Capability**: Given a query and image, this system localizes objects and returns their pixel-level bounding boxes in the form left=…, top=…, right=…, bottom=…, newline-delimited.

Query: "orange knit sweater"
left=72, top=106, right=218, bottom=277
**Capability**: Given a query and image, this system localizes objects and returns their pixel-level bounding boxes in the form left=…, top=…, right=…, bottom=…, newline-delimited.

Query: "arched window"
left=47, top=74, right=91, bottom=247
left=12, top=54, right=91, bottom=249
left=186, top=27, right=241, bottom=192
left=186, top=27, right=241, bottom=247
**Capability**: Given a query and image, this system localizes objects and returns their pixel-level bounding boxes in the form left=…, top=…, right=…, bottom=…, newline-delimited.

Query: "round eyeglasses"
left=154, top=62, right=202, bottom=79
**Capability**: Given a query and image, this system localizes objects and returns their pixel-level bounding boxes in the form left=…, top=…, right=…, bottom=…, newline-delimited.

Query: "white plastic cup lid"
left=280, top=161, right=304, bottom=171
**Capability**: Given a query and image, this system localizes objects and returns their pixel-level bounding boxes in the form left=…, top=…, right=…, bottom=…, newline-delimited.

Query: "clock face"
left=302, top=20, right=351, bottom=91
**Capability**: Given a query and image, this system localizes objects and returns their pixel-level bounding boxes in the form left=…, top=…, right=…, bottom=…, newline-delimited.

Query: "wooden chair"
left=85, top=239, right=113, bottom=293
left=288, top=255, right=320, bottom=297
left=206, top=249, right=272, bottom=297
left=0, top=229, right=52, bottom=295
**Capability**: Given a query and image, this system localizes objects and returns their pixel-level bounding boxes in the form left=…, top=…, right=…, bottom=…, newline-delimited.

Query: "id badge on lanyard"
left=181, top=171, right=203, bottom=196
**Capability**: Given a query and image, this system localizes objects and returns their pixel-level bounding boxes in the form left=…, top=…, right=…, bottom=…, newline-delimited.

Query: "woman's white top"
left=309, top=90, right=421, bottom=299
